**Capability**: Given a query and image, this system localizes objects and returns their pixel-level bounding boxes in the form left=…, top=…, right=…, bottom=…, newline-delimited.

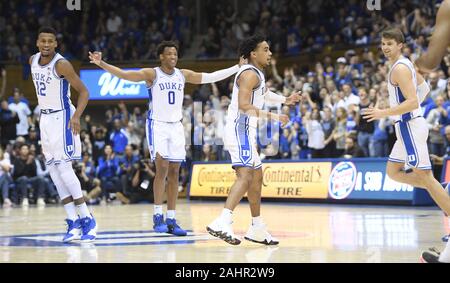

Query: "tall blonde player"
left=362, top=28, right=450, bottom=263
left=89, top=41, right=244, bottom=236
left=31, top=27, right=97, bottom=242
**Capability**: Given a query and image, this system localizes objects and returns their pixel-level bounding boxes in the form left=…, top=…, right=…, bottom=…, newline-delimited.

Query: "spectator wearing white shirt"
left=303, top=110, right=325, bottom=158
left=8, top=91, right=31, bottom=139
left=106, top=11, right=123, bottom=34
left=341, top=83, right=360, bottom=110
left=428, top=71, right=447, bottom=101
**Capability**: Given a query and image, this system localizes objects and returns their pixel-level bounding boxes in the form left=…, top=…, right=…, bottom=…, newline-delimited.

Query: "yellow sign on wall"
left=189, top=162, right=332, bottom=199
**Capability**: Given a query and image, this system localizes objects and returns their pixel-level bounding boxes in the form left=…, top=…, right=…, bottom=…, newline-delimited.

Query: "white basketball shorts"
left=146, top=119, right=186, bottom=162
left=224, top=116, right=262, bottom=170
left=388, top=117, right=432, bottom=170
left=40, top=105, right=82, bottom=165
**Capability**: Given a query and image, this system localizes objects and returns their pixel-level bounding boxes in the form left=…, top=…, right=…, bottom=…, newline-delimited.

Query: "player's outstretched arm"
left=415, top=0, right=450, bottom=73
left=56, top=59, right=89, bottom=135
left=238, top=71, right=289, bottom=126
left=362, top=64, right=418, bottom=122
left=88, top=51, right=155, bottom=84
left=182, top=57, right=246, bottom=85
left=264, top=89, right=301, bottom=105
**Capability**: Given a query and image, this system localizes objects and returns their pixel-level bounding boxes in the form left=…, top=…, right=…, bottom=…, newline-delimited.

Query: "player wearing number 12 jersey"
left=31, top=27, right=97, bottom=242
left=89, top=41, right=244, bottom=235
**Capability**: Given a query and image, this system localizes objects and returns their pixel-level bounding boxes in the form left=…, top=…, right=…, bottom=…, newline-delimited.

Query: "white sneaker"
left=206, top=217, right=241, bottom=245
left=22, top=198, right=29, bottom=207
left=2, top=198, right=12, bottom=208
left=37, top=198, right=46, bottom=207
left=244, top=223, right=279, bottom=245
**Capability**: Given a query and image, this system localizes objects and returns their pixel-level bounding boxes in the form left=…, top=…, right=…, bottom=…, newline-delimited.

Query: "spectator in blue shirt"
left=119, top=144, right=140, bottom=195
left=96, top=145, right=121, bottom=202
left=279, top=128, right=292, bottom=159
left=109, top=118, right=129, bottom=156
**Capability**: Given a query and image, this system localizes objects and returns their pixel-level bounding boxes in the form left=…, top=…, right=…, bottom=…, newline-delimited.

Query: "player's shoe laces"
left=80, top=216, right=97, bottom=242
left=63, top=218, right=81, bottom=242
left=420, top=248, right=444, bottom=263
left=206, top=217, right=241, bottom=245
left=244, top=222, right=279, bottom=245
left=166, top=218, right=187, bottom=236
left=153, top=214, right=169, bottom=233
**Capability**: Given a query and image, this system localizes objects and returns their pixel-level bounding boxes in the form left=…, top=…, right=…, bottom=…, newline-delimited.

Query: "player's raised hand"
left=238, top=56, right=248, bottom=67
left=89, top=51, right=102, bottom=66
left=68, top=114, right=81, bottom=136
left=284, top=91, right=302, bottom=105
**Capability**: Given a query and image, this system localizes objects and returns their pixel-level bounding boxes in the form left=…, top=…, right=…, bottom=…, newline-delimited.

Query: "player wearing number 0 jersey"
left=30, top=27, right=97, bottom=243
left=362, top=28, right=450, bottom=263
left=89, top=41, right=245, bottom=236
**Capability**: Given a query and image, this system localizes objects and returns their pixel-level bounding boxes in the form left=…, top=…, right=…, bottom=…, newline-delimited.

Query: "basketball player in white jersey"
left=30, top=27, right=97, bottom=242
left=362, top=28, right=450, bottom=263
left=206, top=35, right=301, bottom=245
left=89, top=41, right=244, bottom=236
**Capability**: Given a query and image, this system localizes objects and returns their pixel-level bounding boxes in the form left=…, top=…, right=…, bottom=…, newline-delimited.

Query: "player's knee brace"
left=48, top=163, right=71, bottom=200
left=58, top=161, right=84, bottom=200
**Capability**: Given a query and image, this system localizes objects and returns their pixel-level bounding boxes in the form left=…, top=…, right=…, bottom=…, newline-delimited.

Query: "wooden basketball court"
left=0, top=200, right=448, bottom=263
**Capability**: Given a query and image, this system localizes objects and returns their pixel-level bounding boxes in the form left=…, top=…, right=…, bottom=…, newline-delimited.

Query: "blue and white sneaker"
left=63, top=218, right=81, bottom=243
left=166, top=218, right=187, bottom=236
left=153, top=214, right=169, bottom=233
left=80, top=216, right=97, bottom=242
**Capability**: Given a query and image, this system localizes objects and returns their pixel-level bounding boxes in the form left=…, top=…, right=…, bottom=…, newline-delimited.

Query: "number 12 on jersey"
left=35, top=81, right=46, bottom=96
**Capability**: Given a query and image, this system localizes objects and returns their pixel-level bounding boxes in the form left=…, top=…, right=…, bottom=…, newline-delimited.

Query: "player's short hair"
left=38, top=26, right=57, bottom=37
left=157, top=41, right=179, bottom=56
left=381, top=28, right=405, bottom=44
left=239, top=34, right=267, bottom=60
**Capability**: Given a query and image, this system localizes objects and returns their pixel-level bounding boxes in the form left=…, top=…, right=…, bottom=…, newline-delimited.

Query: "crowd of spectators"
left=0, top=0, right=193, bottom=63
left=195, top=0, right=441, bottom=58
left=0, top=0, right=444, bottom=61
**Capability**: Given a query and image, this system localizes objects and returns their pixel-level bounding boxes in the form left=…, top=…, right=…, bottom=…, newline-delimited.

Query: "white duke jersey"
left=226, top=64, right=266, bottom=128
left=31, top=52, right=73, bottom=110
left=147, top=67, right=185, bottom=122
left=387, top=56, right=422, bottom=122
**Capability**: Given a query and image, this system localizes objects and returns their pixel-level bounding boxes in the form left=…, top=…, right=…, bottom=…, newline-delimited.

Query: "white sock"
left=154, top=205, right=163, bottom=215
left=220, top=208, right=233, bottom=224
left=167, top=210, right=176, bottom=219
left=252, top=216, right=263, bottom=226
left=64, top=203, right=78, bottom=221
left=76, top=203, right=92, bottom=219
left=439, top=240, right=450, bottom=263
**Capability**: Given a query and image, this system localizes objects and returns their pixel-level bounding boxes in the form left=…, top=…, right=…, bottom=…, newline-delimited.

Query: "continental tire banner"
left=189, top=158, right=416, bottom=202
left=189, top=162, right=332, bottom=199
